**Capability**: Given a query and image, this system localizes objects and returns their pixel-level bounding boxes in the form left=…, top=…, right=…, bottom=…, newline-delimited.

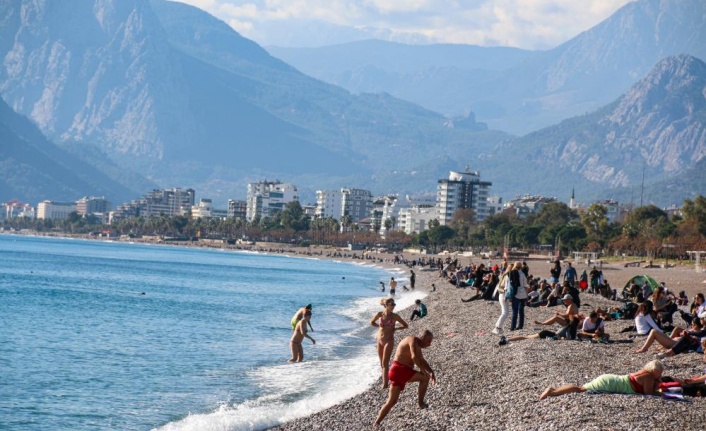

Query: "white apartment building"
left=316, top=188, right=372, bottom=223
left=371, top=195, right=399, bottom=235
left=246, top=181, right=299, bottom=221
left=505, top=195, right=557, bottom=218
left=398, top=204, right=437, bottom=235
left=2, top=201, right=35, bottom=220
left=76, top=196, right=110, bottom=215
left=191, top=199, right=212, bottom=219
left=436, top=169, right=492, bottom=225
left=37, top=200, right=77, bottom=220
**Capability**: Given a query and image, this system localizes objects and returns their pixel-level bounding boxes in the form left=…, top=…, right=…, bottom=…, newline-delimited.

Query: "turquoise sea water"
left=0, top=235, right=425, bottom=431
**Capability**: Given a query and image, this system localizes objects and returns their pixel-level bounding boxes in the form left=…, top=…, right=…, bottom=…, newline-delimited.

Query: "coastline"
left=5, top=232, right=706, bottom=430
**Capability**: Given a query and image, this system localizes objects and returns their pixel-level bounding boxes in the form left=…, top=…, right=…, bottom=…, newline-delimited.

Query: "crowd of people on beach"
left=286, top=251, right=706, bottom=427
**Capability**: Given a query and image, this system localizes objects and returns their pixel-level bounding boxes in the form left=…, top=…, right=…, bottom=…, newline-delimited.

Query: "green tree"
left=683, top=196, right=706, bottom=237
left=581, top=203, right=610, bottom=243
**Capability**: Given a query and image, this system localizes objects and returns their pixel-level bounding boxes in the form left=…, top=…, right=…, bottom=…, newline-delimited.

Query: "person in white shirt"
left=579, top=311, right=607, bottom=340
left=634, top=301, right=663, bottom=336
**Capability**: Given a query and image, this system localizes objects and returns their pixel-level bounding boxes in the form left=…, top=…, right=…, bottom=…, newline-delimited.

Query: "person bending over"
left=539, top=360, right=664, bottom=400
left=374, top=330, right=436, bottom=426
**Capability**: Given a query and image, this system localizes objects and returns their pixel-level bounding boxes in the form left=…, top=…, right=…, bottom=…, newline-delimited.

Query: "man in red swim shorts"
left=374, top=330, right=437, bottom=426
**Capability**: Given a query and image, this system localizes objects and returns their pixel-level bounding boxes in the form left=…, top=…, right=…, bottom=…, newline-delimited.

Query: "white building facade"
left=436, top=170, right=492, bottom=225
left=398, top=204, right=437, bottom=235
left=37, top=200, right=77, bottom=220
left=246, top=181, right=299, bottom=221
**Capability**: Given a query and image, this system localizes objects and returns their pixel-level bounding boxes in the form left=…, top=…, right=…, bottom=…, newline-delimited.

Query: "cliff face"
left=0, top=0, right=195, bottom=160
left=499, top=54, right=706, bottom=203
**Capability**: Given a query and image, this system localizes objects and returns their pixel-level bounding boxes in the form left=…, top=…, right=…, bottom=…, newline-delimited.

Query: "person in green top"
left=291, top=304, right=314, bottom=331
left=410, top=299, right=427, bottom=321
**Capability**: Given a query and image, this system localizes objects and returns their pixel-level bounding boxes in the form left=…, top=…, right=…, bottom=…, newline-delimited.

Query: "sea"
left=0, top=234, right=426, bottom=431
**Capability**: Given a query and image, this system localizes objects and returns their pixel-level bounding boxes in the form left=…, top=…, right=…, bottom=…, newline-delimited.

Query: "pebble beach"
left=269, top=252, right=706, bottom=431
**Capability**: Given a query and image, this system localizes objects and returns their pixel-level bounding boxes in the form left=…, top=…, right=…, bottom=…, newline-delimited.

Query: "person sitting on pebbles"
left=577, top=311, right=609, bottom=342
left=539, top=359, right=664, bottom=400
left=534, top=294, right=578, bottom=328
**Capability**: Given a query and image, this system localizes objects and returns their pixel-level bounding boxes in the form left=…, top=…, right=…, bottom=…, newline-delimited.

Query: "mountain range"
left=0, top=0, right=704, bottom=209
left=269, top=0, right=706, bottom=136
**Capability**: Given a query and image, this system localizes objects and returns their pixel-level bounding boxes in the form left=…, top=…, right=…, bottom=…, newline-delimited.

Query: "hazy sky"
left=173, top=0, right=635, bottom=49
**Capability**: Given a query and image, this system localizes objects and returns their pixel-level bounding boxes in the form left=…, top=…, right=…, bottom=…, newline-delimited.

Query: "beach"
left=264, top=250, right=706, bottom=431
left=7, top=232, right=706, bottom=430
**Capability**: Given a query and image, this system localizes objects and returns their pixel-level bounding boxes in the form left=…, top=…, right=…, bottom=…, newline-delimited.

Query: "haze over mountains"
left=270, top=0, right=706, bottom=136
left=0, top=0, right=704, bottom=209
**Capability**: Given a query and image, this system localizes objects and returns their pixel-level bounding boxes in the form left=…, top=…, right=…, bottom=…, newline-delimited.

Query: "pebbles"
left=270, top=259, right=706, bottom=431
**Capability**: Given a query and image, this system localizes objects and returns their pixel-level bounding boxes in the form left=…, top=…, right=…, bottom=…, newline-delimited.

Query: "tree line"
left=3, top=197, right=706, bottom=258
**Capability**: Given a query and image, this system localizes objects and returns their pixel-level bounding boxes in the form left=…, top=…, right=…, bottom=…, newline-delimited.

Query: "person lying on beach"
left=371, top=297, right=409, bottom=389
left=539, top=359, right=664, bottom=400
left=634, top=317, right=706, bottom=357
left=291, top=304, right=314, bottom=331
left=374, top=330, right=436, bottom=426
left=502, top=329, right=562, bottom=343
left=534, top=294, right=578, bottom=327
left=289, top=312, right=315, bottom=362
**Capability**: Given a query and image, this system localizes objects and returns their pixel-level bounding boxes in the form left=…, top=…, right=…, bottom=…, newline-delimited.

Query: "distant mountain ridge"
left=0, top=97, right=142, bottom=203
left=268, top=0, right=706, bottom=135
left=0, top=0, right=499, bottom=204
left=0, top=0, right=704, bottom=208
left=490, top=54, right=706, bottom=206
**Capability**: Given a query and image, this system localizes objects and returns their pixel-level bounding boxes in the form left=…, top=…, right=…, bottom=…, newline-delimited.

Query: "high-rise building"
left=316, top=188, right=372, bottom=222
left=436, top=169, right=492, bottom=224
left=191, top=199, right=212, bottom=219
left=227, top=200, right=247, bottom=220
left=246, top=181, right=298, bottom=221
left=2, top=201, right=35, bottom=220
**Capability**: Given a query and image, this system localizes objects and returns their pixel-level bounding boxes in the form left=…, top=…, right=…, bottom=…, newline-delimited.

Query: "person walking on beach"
left=539, top=359, right=663, bottom=399
left=374, top=330, right=436, bottom=426
left=410, top=270, right=416, bottom=290
left=492, top=266, right=512, bottom=335
left=289, top=312, right=315, bottom=362
left=371, top=298, right=409, bottom=389
left=291, top=304, right=314, bottom=332
left=563, top=262, right=577, bottom=287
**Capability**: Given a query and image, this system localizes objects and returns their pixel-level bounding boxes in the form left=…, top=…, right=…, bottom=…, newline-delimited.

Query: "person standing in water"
left=389, top=277, right=398, bottom=297
left=291, top=304, right=314, bottom=332
left=370, top=297, right=409, bottom=389
left=289, top=312, right=315, bottom=362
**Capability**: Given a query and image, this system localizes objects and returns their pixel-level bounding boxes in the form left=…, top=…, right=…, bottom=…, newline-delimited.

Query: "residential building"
left=2, top=200, right=35, bottom=220
left=191, top=199, right=212, bottom=219
left=76, top=196, right=110, bottom=215
left=110, top=188, right=195, bottom=222
left=486, top=195, right=504, bottom=217
left=371, top=195, right=399, bottom=235
left=505, top=195, right=557, bottom=218
left=316, top=188, right=372, bottom=223
left=246, top=181, right=299, bottom=221
left=398, top=204, right=437, bottom=235
left=227, top=200, right=247, bottom=219
left=594, top=199, right=620, bottom=222
left=315, top=189, right=343, bottom=220
left=37, top=200, right=77, bottom=220
left=436, top=169, right=492, bottom=225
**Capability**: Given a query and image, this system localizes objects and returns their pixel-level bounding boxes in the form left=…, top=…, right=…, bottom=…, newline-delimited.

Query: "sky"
left=172, top=0, right=635, bottom=49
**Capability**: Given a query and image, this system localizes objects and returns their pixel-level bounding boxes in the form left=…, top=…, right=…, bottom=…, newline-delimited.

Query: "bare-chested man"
left=289, top=312, right=315, bottom=362
left=374, top=330, right=436, bottom=426
left=534, top=294, right=578, bottom=327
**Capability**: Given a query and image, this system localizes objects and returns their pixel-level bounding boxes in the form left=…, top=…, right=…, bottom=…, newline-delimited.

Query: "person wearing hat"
left=534, top=294, right=578, bottom=328
left=291, top=304, right=314, bottom=332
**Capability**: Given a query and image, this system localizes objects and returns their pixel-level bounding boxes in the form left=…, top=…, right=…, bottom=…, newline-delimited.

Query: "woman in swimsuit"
left=370, top=297, right=408, bottom=389
left=539, top=359, right=664, bottom=399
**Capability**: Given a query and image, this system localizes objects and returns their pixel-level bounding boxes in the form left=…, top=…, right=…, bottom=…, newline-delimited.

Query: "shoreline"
left=5, top=231, right=706, bottom=429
